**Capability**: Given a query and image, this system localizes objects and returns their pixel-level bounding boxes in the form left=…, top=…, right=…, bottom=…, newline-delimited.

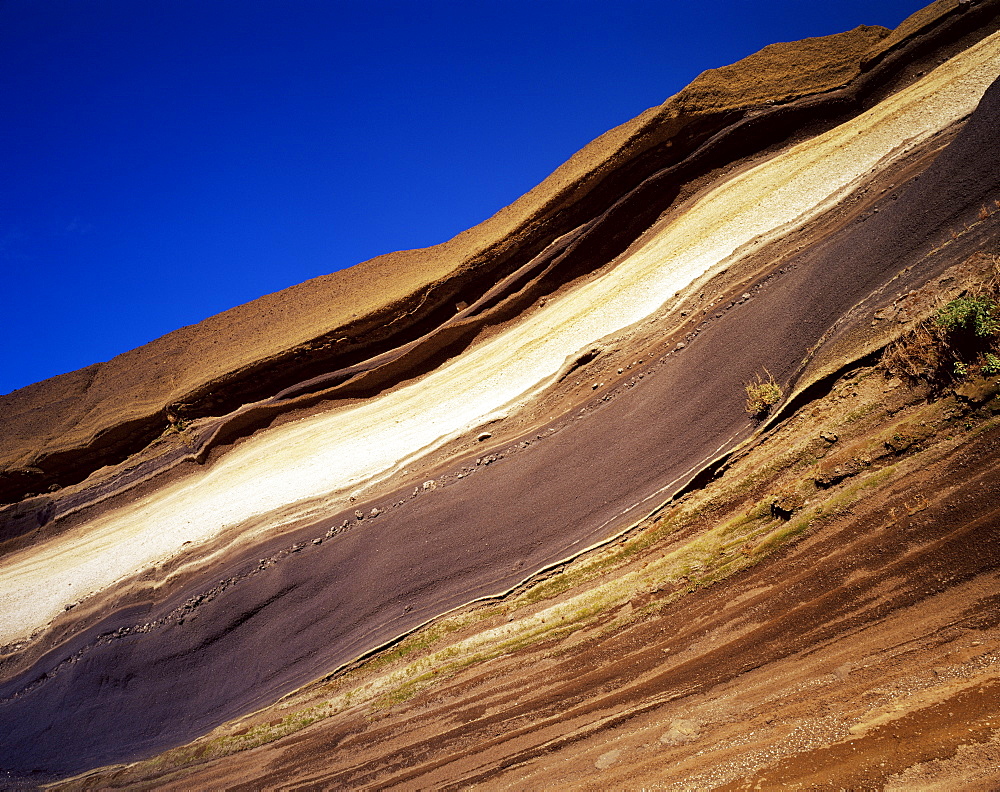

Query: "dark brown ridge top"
left=0, top=0, right=993, bottom=505
left=674, top=25, right=888, bottom=111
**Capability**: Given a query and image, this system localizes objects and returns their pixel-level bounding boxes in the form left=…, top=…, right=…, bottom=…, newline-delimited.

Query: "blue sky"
left=1, top=0, right=924, bottom=395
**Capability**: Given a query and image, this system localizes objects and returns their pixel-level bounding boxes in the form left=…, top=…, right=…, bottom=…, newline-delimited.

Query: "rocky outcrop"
left=2, top=0, right=996, bottom=507
left=2, top=2, right=1000, bottom=788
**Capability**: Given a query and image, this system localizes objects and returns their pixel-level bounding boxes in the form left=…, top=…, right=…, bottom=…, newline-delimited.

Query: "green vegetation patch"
left=885, top=277, right=1000, bottom=385
left=935, top=294, right=1000, bottom=337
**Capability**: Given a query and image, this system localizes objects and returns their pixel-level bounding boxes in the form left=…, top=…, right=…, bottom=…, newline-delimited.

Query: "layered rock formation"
left=2, top=0, right=1000, bottom=788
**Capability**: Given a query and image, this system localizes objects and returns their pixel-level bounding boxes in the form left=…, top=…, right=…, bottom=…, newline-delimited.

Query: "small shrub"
left=745, top=370, right=783, bottom=416
left=935, top=295, right=1000, bottom=338
left=886, top=284, right=1000, bottom=385
left=983, top=353, right=1000, bottom=377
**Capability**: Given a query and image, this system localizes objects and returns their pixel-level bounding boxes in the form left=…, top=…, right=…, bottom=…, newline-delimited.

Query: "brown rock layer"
left=2, top=3, right=1000, bottom=789
left=2, top=35, right=1000, bottom=786
left=2, top=0, right=996, bottom=507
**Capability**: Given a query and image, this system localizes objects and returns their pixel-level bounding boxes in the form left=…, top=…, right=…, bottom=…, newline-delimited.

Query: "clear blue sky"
left=1, top=0, right=924, bottom=396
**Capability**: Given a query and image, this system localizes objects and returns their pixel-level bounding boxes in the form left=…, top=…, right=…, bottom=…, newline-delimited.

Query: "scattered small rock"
left=312, top=537, right=323, bottom=545
left=820, top=431, right=838, bottom=443
left=956, top=378, right=1000, bottom=405
left=369, top=507, right=381, bottom=518
left=422, top=480, right=436, bottom=490
left=675, top=342, right=685, bottom=351
left=771, top=490, right=805, bottom=519
left=660, top=719, right=699, bottom=746
left=477, top=432, right=492, bottom=442
left=595, top=749, right=622, bottom=769
left=355, top=510, right=365, bottom=520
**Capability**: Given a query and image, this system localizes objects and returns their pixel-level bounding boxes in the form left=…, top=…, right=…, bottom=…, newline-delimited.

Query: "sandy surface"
left=1, top=33, right=997, bottom=652
left=61, top=290, right=1000, bottom=792
left=2, top=48, right=999, bottom=782
left=1, top=4, right=1000, bottom=786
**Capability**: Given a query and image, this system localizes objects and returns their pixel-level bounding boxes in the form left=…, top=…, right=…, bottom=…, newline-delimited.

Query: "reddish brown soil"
left=2, top=71, right=999, bottom=785
left=2, top=4, right=1000, bottom=789
left=82, top=357, right=1000, bottom=791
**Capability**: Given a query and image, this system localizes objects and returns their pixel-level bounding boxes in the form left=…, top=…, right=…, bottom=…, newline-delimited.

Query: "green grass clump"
left=885, top=285, right=1000, bottom=384
left=982, top=353, right=1000, bottom=376
left=935, top=295, right=1000, bottom=337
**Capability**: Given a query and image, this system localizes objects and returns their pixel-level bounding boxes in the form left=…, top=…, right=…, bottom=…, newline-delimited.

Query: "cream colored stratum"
left=2, top=32, right=999, bottom=647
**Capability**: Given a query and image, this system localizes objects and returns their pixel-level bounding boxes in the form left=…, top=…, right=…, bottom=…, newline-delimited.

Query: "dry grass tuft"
left=883, top=268, right=1000, bottom=384
left=882, top=323, right=943, bottom=381
left=745, top=370, right=783, bottom=416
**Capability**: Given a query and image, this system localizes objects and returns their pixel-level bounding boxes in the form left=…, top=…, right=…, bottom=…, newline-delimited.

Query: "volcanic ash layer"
left=2, top=0, right=1000, bottom=787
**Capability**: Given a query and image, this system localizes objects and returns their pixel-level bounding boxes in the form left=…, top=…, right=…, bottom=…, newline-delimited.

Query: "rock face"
left=2, top=1, right=1000, bottom=788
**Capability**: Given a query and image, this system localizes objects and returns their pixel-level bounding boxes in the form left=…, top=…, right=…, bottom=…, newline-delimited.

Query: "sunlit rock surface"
left=2, top=1, right=1000, bottom=788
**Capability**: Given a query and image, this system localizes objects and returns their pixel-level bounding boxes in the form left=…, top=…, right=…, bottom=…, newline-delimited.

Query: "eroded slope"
left=2, top=2, right=1000, bottom=789
left=55, top=258, right=1000, bottom=791
left=1, top=0, right=994, bottom=505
